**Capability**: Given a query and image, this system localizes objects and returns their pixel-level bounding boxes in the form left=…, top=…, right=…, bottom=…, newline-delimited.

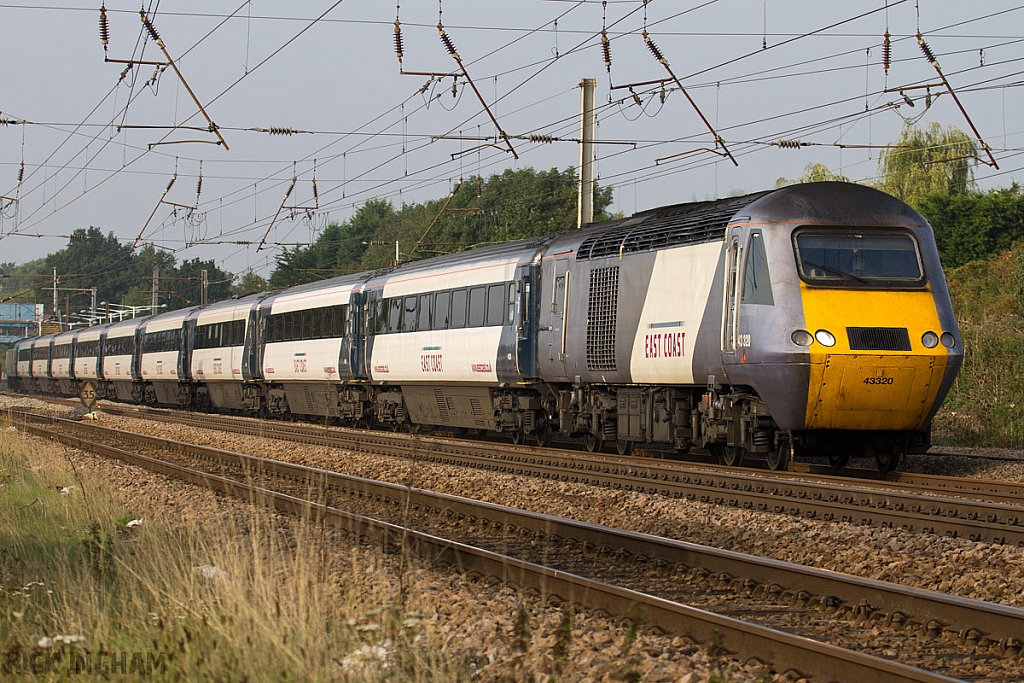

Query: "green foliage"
left=775, top=162, right=851, bottom=187
left=933, top=244, right=1024, bottom=448
left=45, top=227, right=138, bottom=307
left=232, top=271, right=269, bottom=297
left=876, top=121, right=978, bottom=206
left=1, top=229, right=235, bottom=316
left=269, top=167, right=613, bottom=287
left=917, top=184, right=1024, bottom=269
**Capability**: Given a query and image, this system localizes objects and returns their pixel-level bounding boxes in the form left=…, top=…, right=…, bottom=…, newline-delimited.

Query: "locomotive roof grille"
left=576, top=191, right=772, bottom=261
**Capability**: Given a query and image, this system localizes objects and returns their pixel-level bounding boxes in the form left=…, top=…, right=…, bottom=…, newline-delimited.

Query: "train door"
left=241, top=307, right=260, bottom=381
left=339, top=293, right=361, bottom=379
left=515, top=265, right=539, bottom=379
left=538, top=257, right=571, bottom=380
left=362, top=289, right=383, bottom=376
left=721, top=232, right=743, bottom=356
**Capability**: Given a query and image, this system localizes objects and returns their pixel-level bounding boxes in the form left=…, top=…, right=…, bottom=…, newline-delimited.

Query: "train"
left=3, top=182, right=962, bottom=472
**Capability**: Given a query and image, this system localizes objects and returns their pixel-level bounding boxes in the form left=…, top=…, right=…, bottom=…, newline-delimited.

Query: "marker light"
left=921, top=331, right=939, bottom=348
left=940, top=332, right=956, bottom=348
left=814, top=329, right=836, bottom=347
left=791, top=329, right=813, bottom=346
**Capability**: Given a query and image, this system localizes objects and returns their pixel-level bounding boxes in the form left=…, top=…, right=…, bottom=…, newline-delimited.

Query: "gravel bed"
left=13, top=397, right=1017, bottom=614
left=2, top=399, right=784, bottom=683
left=906, top=452, right=1024, bottom=483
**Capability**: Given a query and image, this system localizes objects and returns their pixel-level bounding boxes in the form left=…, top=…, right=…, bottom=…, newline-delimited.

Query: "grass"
left=0, top=425, right=471, bottom=682
left=931, top=244, right=1024, bottom=448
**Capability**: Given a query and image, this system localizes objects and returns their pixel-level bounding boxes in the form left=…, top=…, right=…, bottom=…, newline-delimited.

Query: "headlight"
left=921, top=331, right=939, bottom=348
left=814, top=329, right=836, bottom=347
left=940, top=332, right=956, bottom=348
left=791, top=329, right=813, bottom=346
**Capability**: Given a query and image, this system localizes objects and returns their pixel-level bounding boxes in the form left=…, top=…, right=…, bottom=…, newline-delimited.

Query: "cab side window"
left=742, top=232, right=774, bottom=306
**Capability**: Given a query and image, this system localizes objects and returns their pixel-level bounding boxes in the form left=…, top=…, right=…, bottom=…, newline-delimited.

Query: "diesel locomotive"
left=5, top=182, right=962, bottom=472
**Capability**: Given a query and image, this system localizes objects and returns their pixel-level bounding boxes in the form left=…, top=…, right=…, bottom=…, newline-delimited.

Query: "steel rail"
left=99, top=403, right=1024, bottom=504
left=17, top=413, right=1024, bottom=652
left=77, top=405, right=1024, bottom=546
left=18, top=417, right=968, bottom=683
left=13, top=395, right=1023, bottom=499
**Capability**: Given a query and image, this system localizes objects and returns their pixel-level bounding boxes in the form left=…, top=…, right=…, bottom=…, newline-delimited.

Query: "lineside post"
left=578, top=78, right=597, bottom=229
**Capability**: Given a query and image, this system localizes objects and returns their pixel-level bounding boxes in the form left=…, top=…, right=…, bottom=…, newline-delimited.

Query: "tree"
left=876, top=122, right=979, bottom=207
left=232, top=271, right=269, bottom=297
left=174, top=258, right=234, bottom=306
left=917, top=184, right=1024, bottom=268
left=45, top=227, right=137, bottom=306
left=268, top=167, right=613, bottom=287
left=776, top=162, right=851, bottom=187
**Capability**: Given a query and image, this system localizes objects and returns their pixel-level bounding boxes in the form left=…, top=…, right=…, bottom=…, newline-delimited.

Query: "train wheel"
left=510, top=431, right=525, bottom=445
left=766, top=440, right=792, bottom=471
left=710, top=443, right=743, bottom=466
left=535, top=426, right=552, bottom=448
left=827, top=452, right=851, bottom=469
left=875, top=439, right=904, bottom=473
left=615, top=440, right=633, bottom=456
left=584, top=434, right=603, bottom=453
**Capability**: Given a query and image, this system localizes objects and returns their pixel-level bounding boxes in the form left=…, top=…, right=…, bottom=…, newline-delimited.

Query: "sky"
left=1, top=1, right=1022, bottom=283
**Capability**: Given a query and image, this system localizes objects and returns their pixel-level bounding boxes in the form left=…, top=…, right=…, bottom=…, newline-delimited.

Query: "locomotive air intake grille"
left=587, top=266, right=619, bottom=371
left=846, top=327, right=912, bottom=351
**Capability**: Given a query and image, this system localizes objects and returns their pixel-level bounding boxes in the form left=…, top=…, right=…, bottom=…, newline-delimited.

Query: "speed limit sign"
left=79, top=381, right=97, bottom=411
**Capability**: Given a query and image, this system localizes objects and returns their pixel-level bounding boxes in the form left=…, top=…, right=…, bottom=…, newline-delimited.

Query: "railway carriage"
left=29, top=335, right=55, bottom=394
left=257, top=276, right=363, bottom=419
left=188, top=293, right=265, bottom=412
left=50, top=329, right=79, bottom=396
left=11, top=338, right=32, bottom=392
left=139, top=308, right=196, bottom=407
left=361, top=239, right=548, bottom=435
left=101, top=319, right=141, bottom=402
left=3, top=340, right=18, bottom=390
left=73, top=323, right=107, bottom=386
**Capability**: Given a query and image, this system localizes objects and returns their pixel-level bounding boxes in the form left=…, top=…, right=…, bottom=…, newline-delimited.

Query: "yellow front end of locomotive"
left=800, top=288, right=952, bottom=431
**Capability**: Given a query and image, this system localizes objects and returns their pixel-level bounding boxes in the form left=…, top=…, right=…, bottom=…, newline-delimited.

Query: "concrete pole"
left=201, top=269, right=208, bottom=305
left=577, top=77, right=597, bottom=229
left=152, top=266, right=159, bottom=312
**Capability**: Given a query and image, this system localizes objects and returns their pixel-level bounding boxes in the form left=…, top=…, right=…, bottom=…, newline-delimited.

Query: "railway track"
left=12, top=410, right=1022, bottom=683
left=59, top=402, right=1024, bottom=547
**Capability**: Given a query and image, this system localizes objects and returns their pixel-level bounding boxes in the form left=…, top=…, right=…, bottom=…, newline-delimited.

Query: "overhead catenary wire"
left=4, top=1, right=1019, bottom=270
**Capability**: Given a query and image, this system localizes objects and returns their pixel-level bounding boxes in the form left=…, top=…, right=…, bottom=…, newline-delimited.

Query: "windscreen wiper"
left=801, top=260, right=867, bottom=284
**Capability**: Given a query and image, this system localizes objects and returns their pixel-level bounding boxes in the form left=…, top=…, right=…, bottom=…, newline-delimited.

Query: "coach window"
left=400, top=296, right=416, bottom=332
left=321, top=307, right=332, bottom=338
left=311, top=309, right=322, bottom=339
left=742, top=232, right=774, bottom=305
left=387, top=298, right=402, bottom=333
left=468, top=286, right=486, bottom=327
left=450, top=289, right=468, bottom=329
left=321, top=308, right=331, bottom=338
left=370, top=300, right=383, bottom=334
left=486, top=284, right=505, bottom=326
left=339, top=306, right=350, bottom=336
left=507, top=283, right=517, bottom=323
left=435, top=290, right=451, bottom=329
left=418, top=294, right=432, bottom=331
left=337, top=305, right=347, bottom=337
